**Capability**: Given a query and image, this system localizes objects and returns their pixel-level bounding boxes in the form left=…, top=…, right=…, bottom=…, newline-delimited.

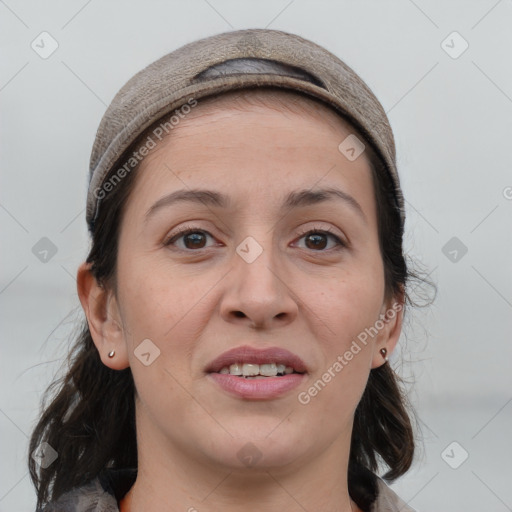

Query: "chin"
left=201, top=425, right=305, bottom=470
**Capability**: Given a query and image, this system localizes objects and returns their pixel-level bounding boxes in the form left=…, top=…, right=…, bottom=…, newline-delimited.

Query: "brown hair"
left=28, top=86, right=435, bottom=511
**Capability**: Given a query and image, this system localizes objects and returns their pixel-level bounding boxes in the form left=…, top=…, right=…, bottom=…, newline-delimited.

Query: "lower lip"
left=208, top=373, right=306, bottom=400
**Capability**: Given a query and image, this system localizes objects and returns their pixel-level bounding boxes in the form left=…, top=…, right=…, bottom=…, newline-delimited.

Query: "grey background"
left=1, top=1, right=511, bottom=510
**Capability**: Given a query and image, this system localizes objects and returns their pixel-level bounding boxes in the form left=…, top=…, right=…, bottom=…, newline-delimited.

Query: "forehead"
left=125, top=89, right=377, bottom=221
left=184, top=87, right=356, bottom=137
left=137, top=88, right=368, bottom=174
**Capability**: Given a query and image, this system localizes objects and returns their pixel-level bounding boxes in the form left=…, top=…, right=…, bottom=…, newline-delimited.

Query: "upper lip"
left=206, top=345, right=308, bottom=374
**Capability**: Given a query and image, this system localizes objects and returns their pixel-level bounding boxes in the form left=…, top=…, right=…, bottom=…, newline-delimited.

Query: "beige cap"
left=87, top=28, right=404, bottom=232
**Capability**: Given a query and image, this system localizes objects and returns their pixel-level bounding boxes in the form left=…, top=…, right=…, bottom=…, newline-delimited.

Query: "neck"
left=128, top=415, right=360, bottom=512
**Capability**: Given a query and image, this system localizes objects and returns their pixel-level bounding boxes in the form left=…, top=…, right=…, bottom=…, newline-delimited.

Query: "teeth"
left=220, top=362, right=297, bottom=377
left=229, top=363, right=243, bottom=376
left=242, top=363, right=259, bottom=377
left=259, top=363, right=277, bottom=377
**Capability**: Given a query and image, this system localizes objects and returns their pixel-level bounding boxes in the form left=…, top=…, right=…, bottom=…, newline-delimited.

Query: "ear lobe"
left=370, top=294, right=405, bottom=370
left=76, top=262, right=130, bottom=370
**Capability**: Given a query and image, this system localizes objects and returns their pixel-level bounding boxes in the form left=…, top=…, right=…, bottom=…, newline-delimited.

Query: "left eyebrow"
left=283, top=187, right=367, bottom=223
left=144, top=186, right=367, bottom=224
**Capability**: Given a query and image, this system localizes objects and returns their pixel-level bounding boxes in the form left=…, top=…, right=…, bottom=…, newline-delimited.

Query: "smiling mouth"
left=215, top=362, right=304, bottom=378
left=207, top=349, right=307, bottom=399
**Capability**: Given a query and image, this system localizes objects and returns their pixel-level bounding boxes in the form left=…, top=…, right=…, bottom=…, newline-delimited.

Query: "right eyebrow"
left=145, top=189, right=230, bottom=223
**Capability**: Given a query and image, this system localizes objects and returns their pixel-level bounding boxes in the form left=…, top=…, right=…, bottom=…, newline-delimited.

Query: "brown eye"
left=182, top=232, right=207, bottom=249
left=296, top=229, right=345, bottom=252
left=165, top=228, right=213, bottom=250
left=304, top=233, right=328, bottom=250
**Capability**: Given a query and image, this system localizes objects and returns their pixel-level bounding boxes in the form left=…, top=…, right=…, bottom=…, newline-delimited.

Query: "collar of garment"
left=39, top=467, right=416, bottom=512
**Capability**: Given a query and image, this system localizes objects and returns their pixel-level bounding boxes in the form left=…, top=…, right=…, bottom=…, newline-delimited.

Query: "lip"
left=208, top=372, right=306, bottom=400
left=205, top=345, right=308, bottom=374
left=205, top=345, right=308, bottom=400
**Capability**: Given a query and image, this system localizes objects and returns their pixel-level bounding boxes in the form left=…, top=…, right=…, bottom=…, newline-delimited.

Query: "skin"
left=77, top=92, right=404, bottom=512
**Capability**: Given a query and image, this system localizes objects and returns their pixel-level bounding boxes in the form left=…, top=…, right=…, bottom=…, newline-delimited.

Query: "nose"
left=219, top=237, right=299, bottom=331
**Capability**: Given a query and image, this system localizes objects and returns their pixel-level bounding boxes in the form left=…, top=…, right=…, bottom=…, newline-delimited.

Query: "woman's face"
left=101, top=93, right=402, bottom=474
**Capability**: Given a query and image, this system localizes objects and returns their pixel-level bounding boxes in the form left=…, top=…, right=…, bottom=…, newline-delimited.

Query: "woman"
left=29, top=28, right=433, bottom=512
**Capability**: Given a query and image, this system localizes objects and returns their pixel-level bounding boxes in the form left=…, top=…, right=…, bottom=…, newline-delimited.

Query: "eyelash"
left=164, top=225, right=346, bottom=252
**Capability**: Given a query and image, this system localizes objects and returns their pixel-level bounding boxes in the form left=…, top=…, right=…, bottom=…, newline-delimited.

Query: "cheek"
left=307, top=262, right=385, bottom=342
left=298, top=259, right=384, bottom=405
left=297, top=276, right=380, bottom=421
left=117, top=259, right=205, bottom=415
left=116, top=257, right=216, bottom=391
left=118, top=256, right=201, bottom=338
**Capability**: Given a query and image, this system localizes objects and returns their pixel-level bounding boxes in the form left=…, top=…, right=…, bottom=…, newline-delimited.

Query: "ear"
left=370, top=288, right=405, bottom=370
left=76, top=262, right=130, bottom=370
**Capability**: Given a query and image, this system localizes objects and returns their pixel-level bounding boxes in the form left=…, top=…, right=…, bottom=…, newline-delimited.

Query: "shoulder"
left=370, top=476, right=417, bottom=512
left=37, top=469, right=136, bottom=512
left=38, top=468, right=414, bottom=512
left=38, top=478, right=118, bottom=512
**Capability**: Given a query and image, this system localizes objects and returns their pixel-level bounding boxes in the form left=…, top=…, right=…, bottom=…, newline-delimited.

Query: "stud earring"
left=379, top=348, right=388, bottom=362
left=108, top=350, right=115, bottom=358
